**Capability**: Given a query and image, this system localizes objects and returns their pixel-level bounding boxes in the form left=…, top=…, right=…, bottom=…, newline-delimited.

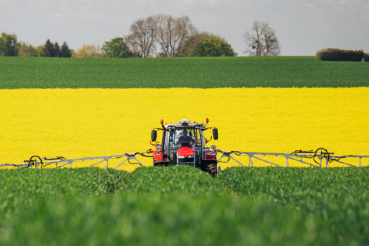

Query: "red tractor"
left=150, top=119, right=219, bottom=175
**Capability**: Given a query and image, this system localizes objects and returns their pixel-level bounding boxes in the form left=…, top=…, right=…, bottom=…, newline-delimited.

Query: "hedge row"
left=316, top=48, right=367, bottom=61
left=364, top=52, right=369, bottom=61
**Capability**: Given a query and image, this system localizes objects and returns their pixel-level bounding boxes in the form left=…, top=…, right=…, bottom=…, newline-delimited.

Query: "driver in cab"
left=178, top=129, right=194, bottom=144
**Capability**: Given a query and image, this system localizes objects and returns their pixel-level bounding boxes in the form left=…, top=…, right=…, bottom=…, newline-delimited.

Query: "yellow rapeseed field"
left=1, top=88, right=368, bottom=171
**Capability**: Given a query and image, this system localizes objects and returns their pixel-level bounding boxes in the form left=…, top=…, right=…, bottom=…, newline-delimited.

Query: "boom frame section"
left=0, top=152, right=151, bottom=169
left=1, top=149, right=368, bottom=170
left=217, top=150, right=369, bottom=168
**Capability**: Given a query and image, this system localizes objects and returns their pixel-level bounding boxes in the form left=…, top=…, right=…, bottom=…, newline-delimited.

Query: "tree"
left=41, top=39, right=71, bottom=57
left=0, top=32, right=20, bottom=56
left=176, top=33, right=202, bottom=57
left=191, top=38, right=237, bottom=57
left=102, top=37, right=131, bottom=58
left=243, top=21, right=281, bottom=56
left=125, top=14, right=198, bottom=58
left=53, top=42, right=61, bottom=57
left=155, top=14, right=197, bottom=57
left=60, top=42, right=72, bottom=57
left=41, top=39, right=53, bottom=57
left=124, top=16, right=156, bottom=58
left=18, top=42, right=37, bottom=57
left=72, top=44, right=106, bottom=58
left=178, top=32, right=226, bottom=57
left=35, top=45, right=44, bottom=57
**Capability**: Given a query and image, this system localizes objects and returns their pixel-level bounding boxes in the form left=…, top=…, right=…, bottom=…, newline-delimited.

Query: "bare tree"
left=244, top=21, right=281, bottom=56
left=261, top=22, right=281, bottom=56
left=155, top=14, right=197, bottom=57
left=125, top=16, right=156, bottom=58
left=243, top=21, right=263, bottom=56
left=176, top=33, right=201, bottom=57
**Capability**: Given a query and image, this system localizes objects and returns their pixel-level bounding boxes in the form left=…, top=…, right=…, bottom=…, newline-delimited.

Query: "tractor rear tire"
left=206, top=162, right=217, bottom=177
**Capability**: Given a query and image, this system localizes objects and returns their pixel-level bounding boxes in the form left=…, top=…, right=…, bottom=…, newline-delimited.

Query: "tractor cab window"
left=176, top=129, right=194, bottom=145
left=166, top=128, right=201, bottom=148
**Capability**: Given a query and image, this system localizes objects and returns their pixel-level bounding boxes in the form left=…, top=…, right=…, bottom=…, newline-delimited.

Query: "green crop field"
left=1, top=166, right=368, bottom=246
left=1, top=56, right=368, bottom=245
left=1, top=56, right=368, bottom=88
left=0, top=168, right=128, bottom=223
left=218, top=167, right=369, bottom=245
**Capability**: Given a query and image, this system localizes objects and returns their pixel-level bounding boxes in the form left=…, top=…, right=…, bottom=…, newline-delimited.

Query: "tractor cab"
left=169, top=128, right=199, bottom=147
left=150, top=119, right=218, bottom=175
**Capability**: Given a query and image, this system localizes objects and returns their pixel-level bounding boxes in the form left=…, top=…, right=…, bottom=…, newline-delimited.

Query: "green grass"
left=0, top=166, right=224, bottom=223
left=0, top=168, right=129, bottom=222
left=0, top=56, right=368, bottom=88
left=218, top=167, right=369, bottom=245
left=1, top=166, right=369, bottom=245
left=122, top=165, right=226, bottom=194
left=1, top=194, right=335, bottom=246
left=0, top=166, right=337, bottom=246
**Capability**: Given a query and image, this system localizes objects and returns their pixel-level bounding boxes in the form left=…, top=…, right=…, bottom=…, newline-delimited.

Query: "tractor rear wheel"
left=206, top=162, right=217, bottom=177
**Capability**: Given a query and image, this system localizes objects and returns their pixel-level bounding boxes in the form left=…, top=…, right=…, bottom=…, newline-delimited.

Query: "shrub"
left=72, top=44, right=106, bottom=58
left=102, top=37, right=132, bottom=58
left=316, top=48, right=364, bottom=61
left=191, top=37, right=237, bottom=57
left=364, top=53, right=369, bottom=61
left=18, top=42, right=37, bottom=57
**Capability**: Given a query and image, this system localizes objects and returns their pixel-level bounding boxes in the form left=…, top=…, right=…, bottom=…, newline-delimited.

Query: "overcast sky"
left=1, top=0, right=368, bottom=56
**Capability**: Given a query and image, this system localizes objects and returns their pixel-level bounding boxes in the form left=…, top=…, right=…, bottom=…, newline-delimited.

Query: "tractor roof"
left=164, top=119, right=205, bottom=129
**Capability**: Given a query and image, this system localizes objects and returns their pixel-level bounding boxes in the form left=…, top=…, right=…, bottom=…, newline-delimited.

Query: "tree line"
left=0, top=16, right=281, bottom=58
left=120, top=14, right=239, bottom=58
left=0, top=32, right=72, bottom=57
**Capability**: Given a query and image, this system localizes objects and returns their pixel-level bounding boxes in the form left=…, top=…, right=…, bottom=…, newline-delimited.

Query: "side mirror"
left=212, top=128, right=218, bottom=140
left=151, top=130, right=157, bottom=142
